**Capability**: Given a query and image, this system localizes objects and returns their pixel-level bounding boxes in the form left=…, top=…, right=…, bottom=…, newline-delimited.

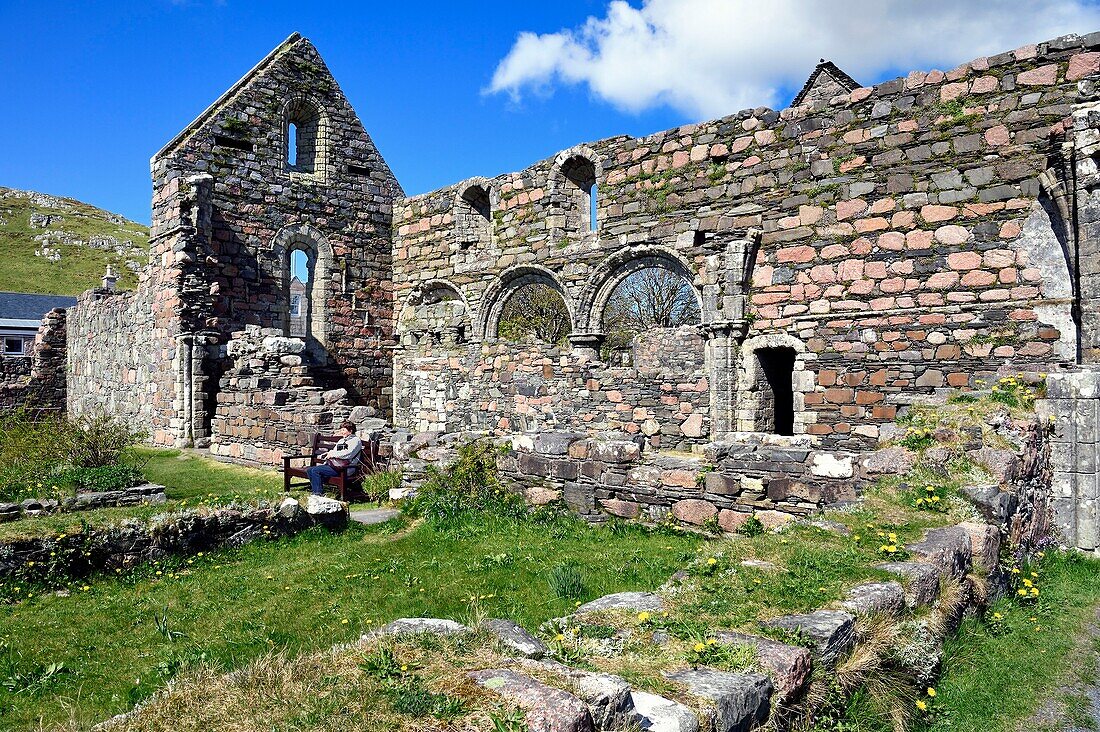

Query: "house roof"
left=0, top=292, right=77, bottom=322
left=791, top=60, right=861, bottom=107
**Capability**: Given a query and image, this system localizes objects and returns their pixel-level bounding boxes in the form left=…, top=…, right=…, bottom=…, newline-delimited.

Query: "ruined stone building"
left=12, top=31, right=1100, bottom=553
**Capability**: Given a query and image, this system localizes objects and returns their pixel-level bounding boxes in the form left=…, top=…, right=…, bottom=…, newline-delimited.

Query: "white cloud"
left=488, top=0, right=1100, bottom=119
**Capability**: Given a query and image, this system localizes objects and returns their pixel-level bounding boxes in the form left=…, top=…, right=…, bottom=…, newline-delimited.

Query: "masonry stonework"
left=26, top=30, right=1100, bottom=552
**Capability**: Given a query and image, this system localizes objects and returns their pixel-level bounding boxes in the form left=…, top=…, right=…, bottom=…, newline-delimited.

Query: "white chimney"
left=102, top=265, right=118, bottom=292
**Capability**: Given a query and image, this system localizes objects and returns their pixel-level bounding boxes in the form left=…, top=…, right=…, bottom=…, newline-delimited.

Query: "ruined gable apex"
left=152, top=32, right=402, bottom=196
left=790, top=60, right=861, bottom=107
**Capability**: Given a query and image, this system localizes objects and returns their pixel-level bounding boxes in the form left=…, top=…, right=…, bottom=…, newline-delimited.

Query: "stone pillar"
left=704, top=320, right=748, bottom=440
left=568, top=332, right=605, bottom=360
left=1038, top=371, right=1100, bottom=555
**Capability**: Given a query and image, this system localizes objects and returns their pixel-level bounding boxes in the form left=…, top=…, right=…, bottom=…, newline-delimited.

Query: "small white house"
left=0, top=292, right=77, bottom=358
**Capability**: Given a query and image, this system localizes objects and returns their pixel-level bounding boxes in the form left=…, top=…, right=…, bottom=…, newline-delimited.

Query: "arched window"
left=288, top=249, right=309, bottom=337
left=498, top=283, right=572, bottom=345
left=287, top=123, right=299, bottom=167
left=455, top=183, right=492, bottom=249
left=284, top=98, right=327, bottom=178
left=274, top=223, right=333, bottom=350
left=559, top=155, right=597, bottom=237
left=600, top=264, right=701, bottom=359
left=398, top=281, right=469, bottom=350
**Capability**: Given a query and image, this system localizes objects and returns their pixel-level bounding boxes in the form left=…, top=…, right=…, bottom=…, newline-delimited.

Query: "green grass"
left=0, top=449, right=287, bottom=540
left=0, top=511, right=701, bottom=729
left=0, top=186, right=148, bottom=295
left=921, top=551, right=1100, bottom=732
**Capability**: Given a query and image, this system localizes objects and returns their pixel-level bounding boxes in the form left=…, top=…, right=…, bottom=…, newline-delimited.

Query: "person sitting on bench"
left=306, top=421, right=363, bottom=496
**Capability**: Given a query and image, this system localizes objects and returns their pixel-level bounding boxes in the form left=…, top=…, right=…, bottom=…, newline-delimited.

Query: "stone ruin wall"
left=209, top=325, right=385, bottom=464
left=148, top=35, right=400, bottom=412
left=64, top=35, right=401, bottom=448
left=66, top=286, right=159, bottom=429
left=391, top=36, right=1100, bottom=455
left=0, top=308, right=67, bottom=412
left=395, top=326, right=711, bottom=450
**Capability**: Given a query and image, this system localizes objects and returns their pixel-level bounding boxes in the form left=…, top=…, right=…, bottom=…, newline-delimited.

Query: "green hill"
left=0, top=186, right=148, bottom=295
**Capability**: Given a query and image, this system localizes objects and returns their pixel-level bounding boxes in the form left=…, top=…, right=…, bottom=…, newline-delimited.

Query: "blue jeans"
left=306, top=464, right=339, bottom=495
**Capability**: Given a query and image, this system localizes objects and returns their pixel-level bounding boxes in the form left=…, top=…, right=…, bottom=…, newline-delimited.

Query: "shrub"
left=62, top=465, right=144, bottom=493
left=739, top=514, right=765, bottom=537
left=0, top=410, right=144, bottom=501
left=547, top=562, right=586, bottom=600
left=68, top=413, right=146, bottom=469
left=405, top=440, right=526, bottom=527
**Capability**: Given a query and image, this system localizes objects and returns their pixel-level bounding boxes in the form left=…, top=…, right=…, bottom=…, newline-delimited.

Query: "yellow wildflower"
left=916, top=700, right=928, bottom=711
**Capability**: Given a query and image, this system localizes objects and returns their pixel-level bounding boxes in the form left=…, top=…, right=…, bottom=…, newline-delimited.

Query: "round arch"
left=477, top=265, right=575, bottom=341
left=282, top=95, right=331, bottom=180
left=397, top=279, right=471, bottom=348
left=272, top=222, right=334, bottom=347
left=577, top=245, right=705, bottom=333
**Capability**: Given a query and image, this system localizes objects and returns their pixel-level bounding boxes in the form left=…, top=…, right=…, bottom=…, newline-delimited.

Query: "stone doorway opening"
left=756, top=346, right=796, bottom=436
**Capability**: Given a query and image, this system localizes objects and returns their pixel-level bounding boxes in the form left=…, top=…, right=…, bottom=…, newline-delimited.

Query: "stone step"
left=757, top=610, right=855, bottom=666
left=630, top=690, right=700, bottom=732
left=905, top=526, right=973, bottom=580
left=576, top=591, right=666, bottom=615
left=836, top=581, right=905, bottom=616
left=874, top=561, right=942, bottom=608
left=470, top=668, right=595, bottom=732
left=663, top=668, right=772, bottom=732
left=709, top=631, right=811, bottom=704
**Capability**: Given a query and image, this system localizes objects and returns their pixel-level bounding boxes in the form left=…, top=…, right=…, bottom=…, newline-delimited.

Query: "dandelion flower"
left=707, top=558, right=717, bottom=566
left=916, top=700, right=928, bottom=711
left=927, top=688, right=936, bottom=697
left=637, top=612, right=651, bottom=623
left=693, top=642, right=706, bottom=652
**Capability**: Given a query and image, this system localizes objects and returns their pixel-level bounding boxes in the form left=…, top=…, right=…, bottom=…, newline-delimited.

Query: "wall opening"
left=456, top=184, right=492, bottom=250
left=398, top=282, right=468, bottom=350
left=289, top=249, right=310, bottom=338
left=600, top=264, right=701, bottom=362
left=590, top=183, right=598, bottom=233
left=284, top=99, right=325, bottom=177
left=756, top=347, right=796, bottom=436
left=559, top=155, right=597, bottom=237
left=497, top=283, right=572, bottom=345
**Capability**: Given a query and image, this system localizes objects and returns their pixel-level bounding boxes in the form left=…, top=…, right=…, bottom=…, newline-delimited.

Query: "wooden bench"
left=282, top=433, right=380, bottom=501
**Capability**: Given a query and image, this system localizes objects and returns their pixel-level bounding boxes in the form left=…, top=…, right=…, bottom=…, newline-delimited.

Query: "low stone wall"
left=0, top=308, right=68, bottom=412
left=393, top=429, right=863, bottom=527
left=1039, top=371, right=1099, bottom=554
left=0, top=484, right=168, bottom=524
left=0, top=496, right=348, bottom=586
left=394, top=327, right=710, bottom=451
left=499, top=432, right=861, bottom=528
left=210, top=326, right=385, bottom=464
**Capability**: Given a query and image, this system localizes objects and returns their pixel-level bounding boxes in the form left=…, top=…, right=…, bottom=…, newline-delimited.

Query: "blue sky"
left=2, top=0, right=1099, bottom=224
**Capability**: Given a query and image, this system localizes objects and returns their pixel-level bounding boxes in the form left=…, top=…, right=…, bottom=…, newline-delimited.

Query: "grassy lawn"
left=0, top=449, right=290, bottom=540
left=925, top=550, right=1100, bottom=732
left=0, top=511, right=702, bottom=729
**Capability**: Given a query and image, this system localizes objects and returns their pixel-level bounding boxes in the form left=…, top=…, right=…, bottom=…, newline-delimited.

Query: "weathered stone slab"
left=837, top=581, right=905, bottom=616
left=710, top=631, right=811, bottom=703
left=906, top=526, right=972, bottom=579
left=630, top=690, right=700, bottom=732
left=570, top=672, right=638, bottom=730
left=483, top=619, right=550, bottom=659
left=874, top=561, right=942, bottom=608
left=369, top=618, right=469, bottom=638
left=671, top=499, right=717, bottom=525
left=576, top=591, right=666, bottom=615
left=349, top=508, right=400, bottom=525
left=968, top=447, right=1019, bottom=485
left=664, top=669, right=772, bottom=732
left=957, top=522, right=1002, bottom=575
left=470, top=668, right=594, bottom=732
left=759, top=610, right=855, bottom=665
left=861, top=446, right=915, bottom=475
